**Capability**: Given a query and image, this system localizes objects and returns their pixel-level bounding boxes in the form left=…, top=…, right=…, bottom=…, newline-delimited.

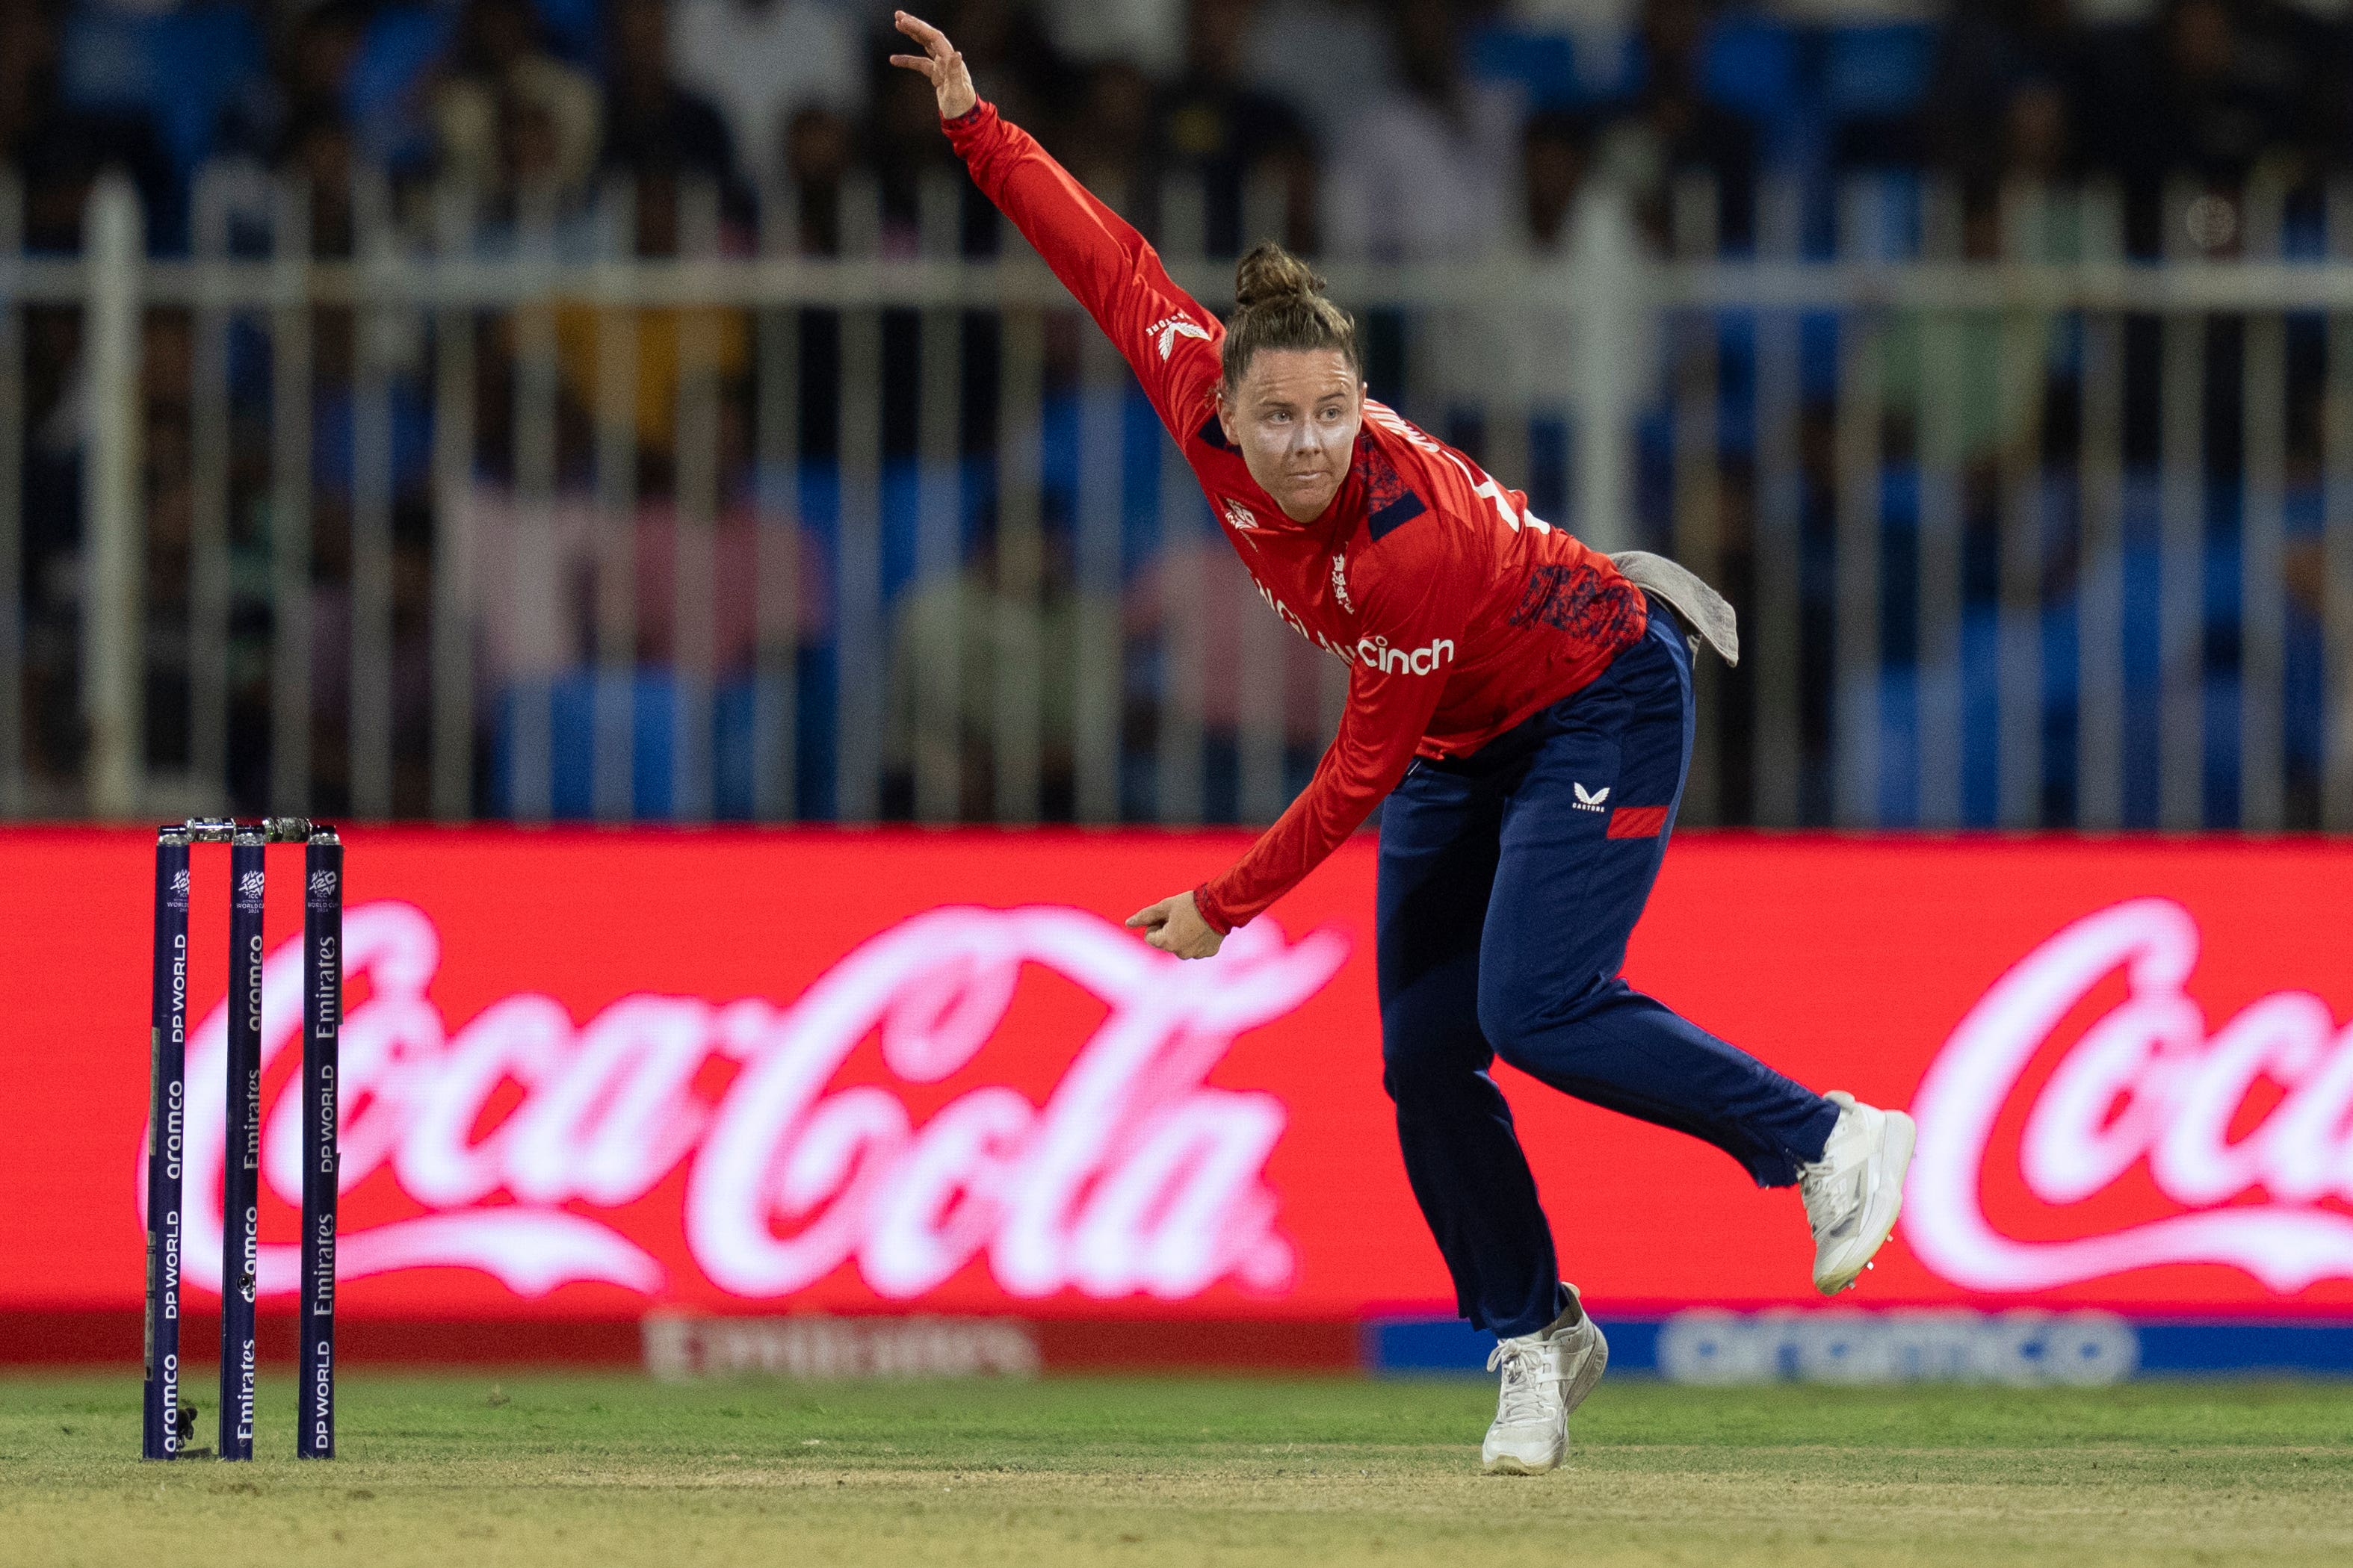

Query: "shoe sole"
left=1814, top=1109, right=1917, bottom=1295
left=1479, top=1321, right=1609, bottom=1477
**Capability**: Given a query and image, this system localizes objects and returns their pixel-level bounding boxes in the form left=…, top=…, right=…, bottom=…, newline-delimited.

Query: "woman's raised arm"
left=890, top=11, right=1225, bottom=440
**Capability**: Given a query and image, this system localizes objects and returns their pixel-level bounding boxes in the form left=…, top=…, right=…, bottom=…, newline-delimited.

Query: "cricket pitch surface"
left=4, top=1374, right=2349, bottom=1566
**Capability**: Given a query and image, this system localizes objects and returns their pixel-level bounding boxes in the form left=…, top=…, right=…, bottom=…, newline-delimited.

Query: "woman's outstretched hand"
left=1125, top=890, right=1224, bottom=960
left=889, top=11, right=977, bottom=121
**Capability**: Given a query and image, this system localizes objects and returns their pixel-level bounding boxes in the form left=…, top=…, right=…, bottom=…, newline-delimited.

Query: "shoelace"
left=1798, top=1156, right=1864, bottom=1244
left=1485, top=1338, right=1559, bottom=1426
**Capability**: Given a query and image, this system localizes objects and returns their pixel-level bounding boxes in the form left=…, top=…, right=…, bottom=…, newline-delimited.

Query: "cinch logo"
left=1151, top=314, right=1211, bottom=360
left=1572, top=783, right=1610, bottom=812
left=1355, top=634, right=1456, bottom=676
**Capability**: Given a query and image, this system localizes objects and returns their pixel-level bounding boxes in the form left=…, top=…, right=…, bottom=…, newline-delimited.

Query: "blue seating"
left=1822, top=23, right=1938, bottom=119
left=1465, top=25, right=1586, bottom=111
left=491, top=668, right=817, bottom=822
left=1702, top=17, right=1802, bottom=125
left=531, top=0, right=605, bottom=66
left=346, top=4, right=461, bottom=168
left=60, top=4, right=266, bottom=174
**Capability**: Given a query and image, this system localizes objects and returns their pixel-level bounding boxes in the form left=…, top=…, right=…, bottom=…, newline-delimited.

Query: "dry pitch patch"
left=2, top=1374, right=2350, bottom=1567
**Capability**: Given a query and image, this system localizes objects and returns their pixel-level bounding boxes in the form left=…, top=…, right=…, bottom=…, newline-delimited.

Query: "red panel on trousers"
left=1606, top=806, right=1671, bottom=840
left=3, top=828, right=2352, bottom=1336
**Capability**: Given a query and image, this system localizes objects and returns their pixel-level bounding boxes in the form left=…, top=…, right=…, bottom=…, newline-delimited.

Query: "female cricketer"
left=891, top=11, right=1914, bottom=1475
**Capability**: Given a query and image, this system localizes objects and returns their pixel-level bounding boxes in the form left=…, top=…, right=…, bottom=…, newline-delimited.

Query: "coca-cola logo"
left=141, top=903, right=1349, bottom=1304
left=1906, top=896, right=2353, bottom=1293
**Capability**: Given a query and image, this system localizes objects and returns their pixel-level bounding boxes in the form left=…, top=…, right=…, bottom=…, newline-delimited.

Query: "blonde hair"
left=1220, top=241, right=1360, bottom=393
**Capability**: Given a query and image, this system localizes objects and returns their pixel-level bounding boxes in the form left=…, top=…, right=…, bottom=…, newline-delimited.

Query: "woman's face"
left=1216, top=347, right=1364, bottom=521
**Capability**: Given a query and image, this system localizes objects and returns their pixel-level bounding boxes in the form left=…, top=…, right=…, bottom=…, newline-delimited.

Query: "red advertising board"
left=4, top=829, right=2352, bottom=1352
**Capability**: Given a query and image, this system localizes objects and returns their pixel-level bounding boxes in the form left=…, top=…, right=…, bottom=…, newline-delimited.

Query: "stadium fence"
left=3, top=166, right=2348, bottom=829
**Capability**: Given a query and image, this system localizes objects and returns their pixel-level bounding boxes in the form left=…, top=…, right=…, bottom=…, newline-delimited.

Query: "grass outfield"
left=2, top=1374, right=2350, bottom=1567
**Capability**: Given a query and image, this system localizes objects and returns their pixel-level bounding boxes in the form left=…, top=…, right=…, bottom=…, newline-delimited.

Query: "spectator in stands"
left=1150, top=0, right=1317, bottom=254
left=432, top=0, right=602, bottom=202
left=217, top=0, right=371, bottom=169
left=548, top=237, right=752, bottom=465
left=1521, top=109, right=1593, bottom=252
left=668, top=0, right=865, bottom=190
left=1924, top=0, right=2084, bottom=196
left=554, top=0, right=753, bottom=470
left=1999, top=75, right=2074, bottom=192
left=1321, top=0, right=1518, bottom=261
left=501, top=85, right=582, bottom=214
left=1597, top=0, right=1755, bottom=250
left=1938, top=66, right=2077, bottom=257
left=1239, top=0, right=1394, bottom=149
left=279, top=104, right=360, bottom=258
left=783, top=105, right=856, bottom=252
left=2080, top=0, right=2313, bottom=247
left=1500, top=106, right=1630, bottom=506
left=1041, top=0, right=1189, bottom=78
left=1057, top=58, right=1157, bottom=206
left=884, top=521, right=1109, bottom=823
left=599, top=0, right=740, bottom=192
left=0, top=0, right=174, bottom=252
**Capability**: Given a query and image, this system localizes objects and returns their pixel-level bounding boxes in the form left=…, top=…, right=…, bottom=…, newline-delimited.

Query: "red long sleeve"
left=946, top=102, right=1223, bottom=441
left=1193, top=529, right=1463, bottom=933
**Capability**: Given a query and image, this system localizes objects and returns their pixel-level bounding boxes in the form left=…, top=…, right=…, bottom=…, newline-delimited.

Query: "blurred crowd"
left=7, top=0, right=2348, bottom=824
left=9, top=0, right=2353, bottom=264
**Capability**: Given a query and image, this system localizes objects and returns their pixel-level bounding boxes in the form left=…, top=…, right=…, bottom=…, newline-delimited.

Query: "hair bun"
left=1233, top=241, right=1326, bottom=310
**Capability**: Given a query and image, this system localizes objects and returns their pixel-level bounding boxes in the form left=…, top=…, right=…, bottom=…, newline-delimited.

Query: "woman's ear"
left=1215, top=384, right=1241, bottom=447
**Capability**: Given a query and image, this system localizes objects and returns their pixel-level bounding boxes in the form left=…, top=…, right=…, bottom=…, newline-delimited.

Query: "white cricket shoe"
left=1798, top=1091, right=1917, bottom=1295
left=1479, top=1287, right=1609, bottom=1477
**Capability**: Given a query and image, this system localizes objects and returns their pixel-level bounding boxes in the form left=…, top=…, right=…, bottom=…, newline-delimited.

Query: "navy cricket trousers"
left=1376, top=595, right=1839, bottom=1339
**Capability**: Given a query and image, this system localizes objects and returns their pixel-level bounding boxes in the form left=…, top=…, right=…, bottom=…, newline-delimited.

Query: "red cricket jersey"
left=947, top=102, right=1647, bottom=933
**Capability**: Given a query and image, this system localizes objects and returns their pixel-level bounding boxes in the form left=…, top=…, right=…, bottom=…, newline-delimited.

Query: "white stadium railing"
left=3, top=166, right=2349, bottom=828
